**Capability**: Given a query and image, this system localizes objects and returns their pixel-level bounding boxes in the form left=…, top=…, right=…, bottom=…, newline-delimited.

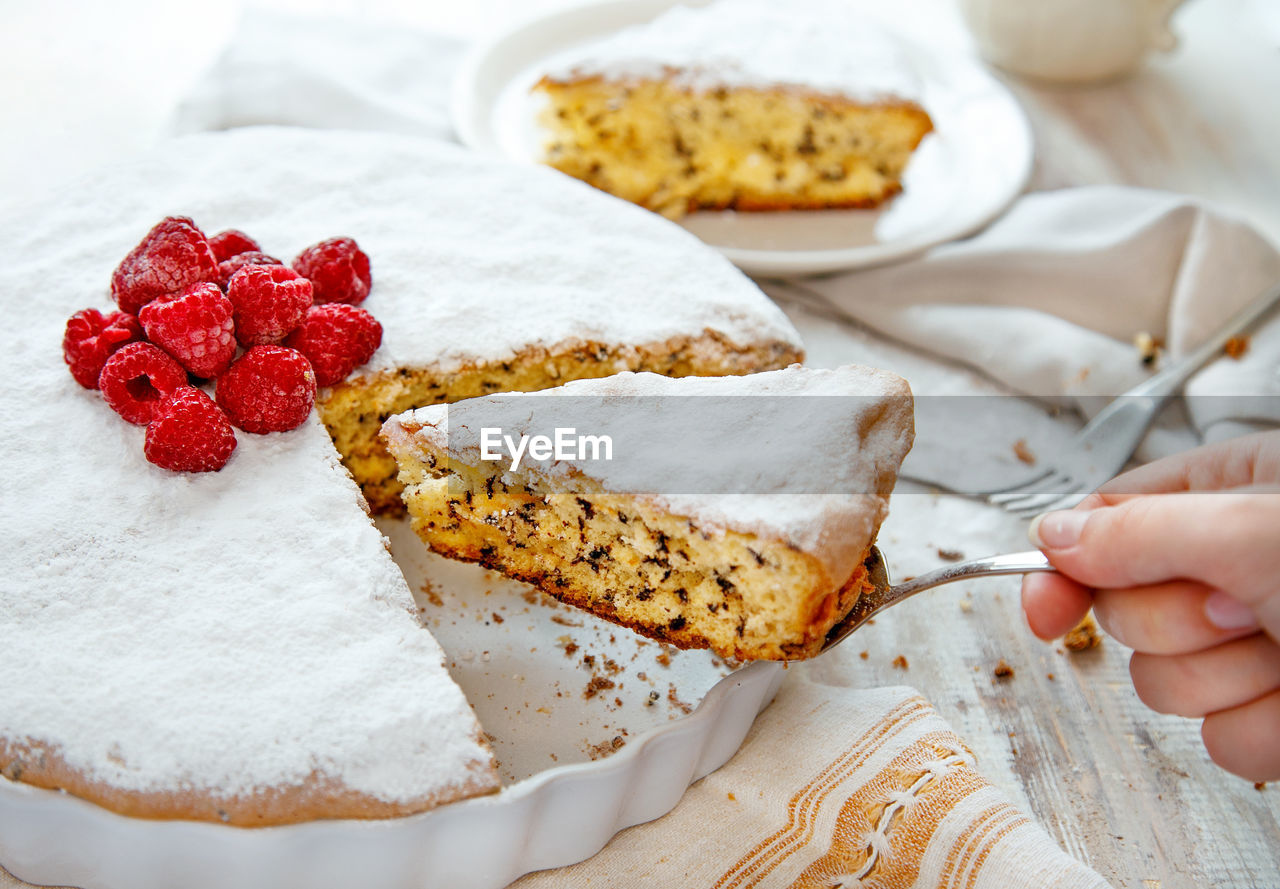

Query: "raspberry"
left=293, top=237, right=371, bottom=305
left=216, top=251, right=283, bottom=290
left=216, top=345, right=316, bottom=434
left=111, top=216, right=219, bottom=315
left=208, top=229, right=261, bottom=263
left=139, top=283, right=237, bottom=379
left=144, top=387, right=237, bottom=473
left=98, top=342, right=189, bottom=426
left=227, top=265, right=313, bottom=347
left=62, top=308, right=143, bottom=389
left=284, top=303, right=383, bottom=387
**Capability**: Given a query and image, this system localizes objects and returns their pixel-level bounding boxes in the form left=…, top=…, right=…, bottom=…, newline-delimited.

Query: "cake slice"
left=534, top=0, right=934, bottom=218
left=382, top=365, right=914, bottom=661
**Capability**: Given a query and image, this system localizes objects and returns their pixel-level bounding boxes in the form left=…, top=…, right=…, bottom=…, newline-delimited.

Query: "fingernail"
left=1204, top=591, right=1258, bottom=631
left=1028, top=510, right=1091, bottom=549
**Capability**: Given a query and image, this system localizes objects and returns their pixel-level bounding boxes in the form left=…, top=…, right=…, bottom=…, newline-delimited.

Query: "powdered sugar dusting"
left=0, top=126, right=799, bottom=810
left=393, top=365, right=914, bottom=586
left=542, top=0, right=924, bottom=104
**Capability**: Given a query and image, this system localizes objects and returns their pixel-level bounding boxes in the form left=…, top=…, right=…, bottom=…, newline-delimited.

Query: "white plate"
left=0, top=518, right=784, bottom=889
left=451, top=0, right=1034, bottom=276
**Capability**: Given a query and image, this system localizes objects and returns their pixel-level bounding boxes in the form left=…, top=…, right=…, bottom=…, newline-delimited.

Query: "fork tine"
left=1001, top=483, right=1087, bottom=518
left=1009, top=488, right=1091, bottom=519
left=988, top=469, right=1072, bottom=505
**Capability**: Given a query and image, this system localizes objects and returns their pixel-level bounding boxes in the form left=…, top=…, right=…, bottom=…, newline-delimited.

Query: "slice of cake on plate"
left=382, top=364, right=914, bottom=661
left=533, top=0, right=934, bottom=218
left=0, top=126, right=801, bottom=825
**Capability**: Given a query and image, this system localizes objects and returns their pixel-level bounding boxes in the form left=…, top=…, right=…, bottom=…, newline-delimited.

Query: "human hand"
left=1021, top=430, right=1280, bottom=781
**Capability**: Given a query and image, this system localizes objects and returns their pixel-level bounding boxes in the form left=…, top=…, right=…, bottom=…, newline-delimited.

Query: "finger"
left=1021, top=573, right=1093, bottom=640
left=1129, top=635, right=1280, bottom=717
left=1028, top=489, right=1280, bottom=613
left=1092, top=580, right=1258, bottom=655
left=1201, top=688, right=1280, bottom=782
left=1094, top=431, right=1280, bottom=497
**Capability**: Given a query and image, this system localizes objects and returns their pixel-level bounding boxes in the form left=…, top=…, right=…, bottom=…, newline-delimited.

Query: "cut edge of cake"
left=325, top=330, right=803, bottom=512
left=381, top=365, right=914, bottom=661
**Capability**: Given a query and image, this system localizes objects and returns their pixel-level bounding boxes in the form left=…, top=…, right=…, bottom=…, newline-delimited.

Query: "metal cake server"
left=820, top=546, right=1055, bottom=653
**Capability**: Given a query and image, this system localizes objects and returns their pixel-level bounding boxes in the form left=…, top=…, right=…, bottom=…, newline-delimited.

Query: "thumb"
left=1028, top=488, right=1280, bottom=633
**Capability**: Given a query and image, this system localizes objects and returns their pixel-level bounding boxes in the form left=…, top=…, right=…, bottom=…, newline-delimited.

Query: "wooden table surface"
left=2, top=1, right=1277, bottom=887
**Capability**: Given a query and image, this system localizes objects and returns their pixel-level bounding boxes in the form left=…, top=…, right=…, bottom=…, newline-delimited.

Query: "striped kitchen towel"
left=513, top=675, right=1109, bottom=889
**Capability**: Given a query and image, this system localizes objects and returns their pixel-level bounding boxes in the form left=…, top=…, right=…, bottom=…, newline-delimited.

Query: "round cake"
left=0, top=127, right=802, bottom=826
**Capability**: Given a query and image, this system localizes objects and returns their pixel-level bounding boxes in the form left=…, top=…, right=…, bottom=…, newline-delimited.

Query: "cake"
left=0, top=127, right=803, bottom=825
left=381, top=364, right=914, bottom=661
left=533, top=0, right=935, bottom=218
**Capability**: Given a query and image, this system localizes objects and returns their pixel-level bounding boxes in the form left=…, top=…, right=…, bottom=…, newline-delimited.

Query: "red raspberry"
left=62, top=308, right=143, bottom=389
left=208, top=229, right=261, bottom=263
left=111, top=216, right=220, bottom=315
left=284, top=303, right=383, bottom=387
left=227, top=265, right=313, bottom=346
left=98, top=342, right=189, bottom=426
left=216, top=345, right=316, bottom=434
left=139, top=283, right=237, bottom=379
left=292, top=237, right=371, bottom=306
left=145, top=387, right=237, bottom=473
left=216, top=251, right=282, bottom=290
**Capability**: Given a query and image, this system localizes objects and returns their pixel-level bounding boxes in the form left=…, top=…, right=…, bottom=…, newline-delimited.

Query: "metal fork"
left=985, top=279, right=1280, bottom=518
left=820, top=546, right=1053, bottom=653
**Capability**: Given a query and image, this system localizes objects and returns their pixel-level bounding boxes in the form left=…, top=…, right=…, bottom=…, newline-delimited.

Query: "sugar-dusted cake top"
left=540, top=0, right=925, bottom=104
left=0, top=137, right=509, bottom=816
left=0, top=125, right=801, bottom=820
left=392, top=364, right=915, bottom=587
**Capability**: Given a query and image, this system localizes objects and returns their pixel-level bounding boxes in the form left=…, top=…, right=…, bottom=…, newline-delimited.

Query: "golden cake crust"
left=0, top=735, right=498, bottom=827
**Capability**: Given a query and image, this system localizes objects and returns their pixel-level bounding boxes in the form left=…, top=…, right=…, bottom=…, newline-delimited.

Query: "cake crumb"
left=728, top=792, right=737, bottom=801
left=859, top=650, right=869, bottom=660
left=584, top=675, right=616, bottom=699
left=1064, top=613, right=1102, bottom=651
left=551, top=614, right=583, bottom=627
left=1046, top=672, right=1055, bottom=681
left=1224, top=335, right=1250, bottom=360
left=993, top=659, right=1015, bottom=680
left=936, top=547, right=964, bottom=562
left=958, top=599, right=972, bottom=613
left=667, top=684, right=693, bottom=714
left=1255, top=782, right=1267, bottom=791
left=585, top=735, right=627, bottom=760
left=418, top=580, right=443, bottom=608
left=656, top=651, right=672, bottom=667
left=892, top=654, right=909, bottom=670
left=1012, top=439, right=1036, bottom=466
left=491, top=612, right=504, bottom=624
left=1134, top=331, right=1163, bottom=366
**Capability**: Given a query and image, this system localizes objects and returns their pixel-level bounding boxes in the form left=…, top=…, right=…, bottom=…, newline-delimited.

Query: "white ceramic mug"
left=958, top=0, right=1189, bottom=84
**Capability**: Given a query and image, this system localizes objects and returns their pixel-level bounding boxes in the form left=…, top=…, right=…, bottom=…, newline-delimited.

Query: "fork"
left=820, top=546, right=1053, bottom=653
left=985, top=279, right=1280, bottom=518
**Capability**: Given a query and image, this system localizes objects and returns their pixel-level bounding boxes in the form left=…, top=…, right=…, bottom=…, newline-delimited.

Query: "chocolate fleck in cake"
left=534, top=0, right=934, bottom=218
left=382, top=364, right=914, bottom=661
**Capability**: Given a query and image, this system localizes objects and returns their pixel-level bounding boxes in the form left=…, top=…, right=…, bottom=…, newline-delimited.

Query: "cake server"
left=820, top=546, right=1054, bottom=652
